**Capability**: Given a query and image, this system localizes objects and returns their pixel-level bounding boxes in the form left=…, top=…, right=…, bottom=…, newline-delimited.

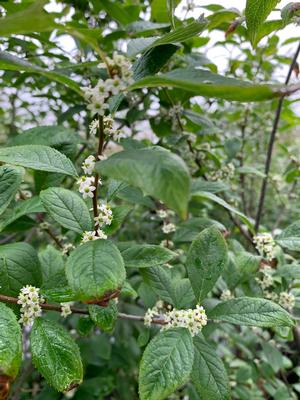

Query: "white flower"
left=220, top=289, right=234, bottom=301
left=61, top=303, right=72, bottom=318
left=162, top=305, right=207, bottom=336
left=94, top=203, right=113, bottom=227
left=160, top=239, right=174, bottom=248
left=82, top=155, right=96, bottom=175
left=162, top=223, right=176, bottom=234
left=18, top=285, right=43, bottom=326
left=80, top=184, right=96, bottom=199
left=62, top=243, right=75, bottom=255
left=253, top=233, right=276, bottom=261
left=89, top=119, right=99, bottom=136
left=157, top=209, right=168, bottom=219
left=81, top=229, right=107, bottom=243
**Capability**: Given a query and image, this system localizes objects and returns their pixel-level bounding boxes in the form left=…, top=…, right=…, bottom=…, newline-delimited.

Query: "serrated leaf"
left=0, top=52, right=81, bottom=95
left=0, top=303, right=22, bottom=378
left=245, top=0, right=280, bottom=44
left=0, top=145, right=78, bottom=176
left=9, top=125, right=81, bottom=158
left=0, top=242, right=42, bottom=297
left=142, top=266, right=195, bottom=308
left=88, top=301, right=118, bottom=332
left=0, top=196, right=44, bottom=232
left=97, top=146, right=190, bottom=219
left=39, top=245, right=67, bottom=290
left=66, top=240, right=126, bottom=302
left=30, top=318, right=83, bottom=392
left=0, top=165, right=24, bottom=216
left=187, top=227, right=228, bottom=303
left=40, top=188, right=92, bottom=233
left=129, top=67, right=292, bottom=102
left=173, top=217, right=225, bottom=243
left=139, top=328, right=194, bottom=400
left=276, top=220, right=300, bottom=251
left=191, top=334, right=230, bottom=400
left=209, top=297, right=294, bottom=328
left=121, top=244, right=175, bottom=268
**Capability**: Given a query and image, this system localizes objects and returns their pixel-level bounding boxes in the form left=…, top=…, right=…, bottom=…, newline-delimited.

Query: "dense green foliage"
left=1, top=0, right=300, bottom=399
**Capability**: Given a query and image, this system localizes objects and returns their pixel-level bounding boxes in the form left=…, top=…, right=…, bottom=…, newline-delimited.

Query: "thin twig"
left=0, top=294, right=167, bottom=325
left=255, top=42, right=300, bottom=232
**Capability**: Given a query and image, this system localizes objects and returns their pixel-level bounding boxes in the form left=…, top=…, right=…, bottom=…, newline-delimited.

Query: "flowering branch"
left=0, top=294, right=167, bottom=325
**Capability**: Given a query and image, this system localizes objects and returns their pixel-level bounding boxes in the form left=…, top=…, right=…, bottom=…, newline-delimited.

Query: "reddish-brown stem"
left=0, top=294, right=167, bottom=325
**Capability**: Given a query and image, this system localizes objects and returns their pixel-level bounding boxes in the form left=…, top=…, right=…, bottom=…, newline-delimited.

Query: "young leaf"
left=0, top=242, right=42, bottom=297
left=30, top=318, right=83, bottom=392
left=40, top=188, right=93, bottom=233
left=276, top=220, right=300, bottom=251
left=0, top=145, right=78, bottom=177
left=39, top=245, right=67, bottom=289
left=0, top=303, right=22, bottom=379
left=209, top=297, right=294, bottom=328
left=66, top=240, right=126, bottom=302
left=245, top=0, right=280, bottom=45
left=97, top=146, right=190, bottom=219
left=187, top=227, right=228, bottom=303
left=191, top=334, right=230, bottom=400
left=0, top=165, right=24, bottom=216
left=129, top=68, right=292, bottom=102
left=139, top=328, right=194, bottom=400
left=88, top=301, right=118, bottom=332
left=121, top=244, right=175, bottom=268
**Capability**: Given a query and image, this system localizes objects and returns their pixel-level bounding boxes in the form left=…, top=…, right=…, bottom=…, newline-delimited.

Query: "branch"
left=0, top=294, right=167, bottom=326
left=255, top=42, right=300, bottom=232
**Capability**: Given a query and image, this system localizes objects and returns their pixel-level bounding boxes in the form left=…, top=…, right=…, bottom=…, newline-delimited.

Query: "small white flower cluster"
left=220, top=289, right=234, bottom=301
left=89, top=115, right=123, bottom=142
left=162, top=223, right=176, bottom=234
left=144, top=302, right=207, bottom=336
left=255, top=268, right=274, bottom=290
left=168, top=103, right=186, bottom=131
left=81, top=229, right=107, bottom=243
left=157, top=207, right=176, bottom=235
left=279, top=292, right=295, bottom=311
left=163, top=305, right=207, bottom=336
left=82, top=155, right=95, bottom=175
left=253, top=233, right=276, bottom=261
left=60, top=302, right=73, bottom=318
left=81, top=53, right=133, bottom=116
left=17, top=285, right=44, bottom=326
left=209, top=163, right=235, bottom=182
left=62, top=243, right=75, bottom=255
left=160, top=239, right=174, bottom=249
left=94, top=203, right=113, bottom=227
left=77, top=175, right=98, bottom=199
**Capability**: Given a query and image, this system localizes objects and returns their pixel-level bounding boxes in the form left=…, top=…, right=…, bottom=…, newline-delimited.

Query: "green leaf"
left=0, top=52, right=82, bottom=95
left=187, top=227, right=228, bottom=303
left=139, top=328, right=194, bottom=400
left=9, top=125, right=81, bottom=158
left=191, top=334, right=230, bottom=400
left=66, top=240, right=126, bottom=302
left=97, top=146, right=190, bottom=219
left=192, top=191, right=253, bottom=230
left=0, top=242, right=42, bottom=297
left=0, top=0, right=56, bottom=37
left=174, top=217, right=225, bottom=243
left=39, top=245, right=67, bottom=290
left=129, top=68, right=291, bottom=102
left=0, top=145, right=78, bottom=177
left=121, top=244, right=175, bottom=268
left=40, top=188, right=92, bottom=234
left=151, top=0, right=180, bottom=22
left=245, top=0, right=280, bottom=44
left=237, top=166, right=266, bottom=178
left=276, top=221, right=300, bottom=251
left=125, top=21, right=170, bottom=34
left=88, top=301, right=118, bottom=332
left=209, top=297, right=294, bottom=328
left=0, top=303, right=22, bottom=378
left=0, top=196, right=44, bottom=232
left=30, top=318, right=83, bottom=392
left=142, top=267, right=195, bottom=308
left=0, top=165, right=24, bottom=216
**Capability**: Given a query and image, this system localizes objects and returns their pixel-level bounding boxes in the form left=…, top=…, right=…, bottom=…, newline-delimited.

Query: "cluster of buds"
left=144, top=302, right=207, bottom=337
left=94, top=203, right=113, bottom=227
left=220, top=289, right=234, bottom=301
left=89, top=115, right=123, bottom=142
left=255, top=267, right=274, bottom=290
left=253, top=233, right=276, bottom=261
left=156, top=207, right=176, bottom=236
left=62, top=243, right=75, bottom=255
left=168, top=103, right=186, bottom=131
left=279, top=292, right=295, bottom=311
left=17, top=285, right=44, bottom=326
left=209, top=163, right=235, bottom=182
left=81, top=53, right=133, bottom=116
